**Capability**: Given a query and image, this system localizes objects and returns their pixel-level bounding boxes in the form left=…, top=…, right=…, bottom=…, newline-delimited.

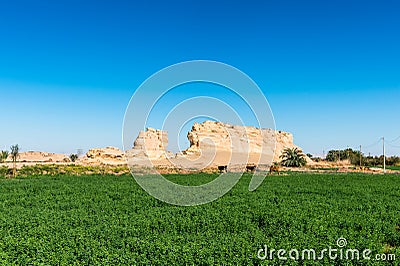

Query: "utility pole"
left=360, top=145, right=362, bottom=168
left=383, top=137, right=386, bottom=174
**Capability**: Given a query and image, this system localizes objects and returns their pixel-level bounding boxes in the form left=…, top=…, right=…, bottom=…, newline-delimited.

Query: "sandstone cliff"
left=79, top=121, right=311, bottom=168
left=79, top=128, right=174, bottom=166
left=131, top=128, right=173, bottom=159
left=126, top=121, right=312, bottom=169
left=176, top=121, right=312, bottom=167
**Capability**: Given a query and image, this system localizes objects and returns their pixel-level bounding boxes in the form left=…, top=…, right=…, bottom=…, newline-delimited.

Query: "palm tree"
left=0, top=150, right=9, bottom=163
left=10, top=144, right=19, bottom=178
left=279, top=147, right=307, bottom=167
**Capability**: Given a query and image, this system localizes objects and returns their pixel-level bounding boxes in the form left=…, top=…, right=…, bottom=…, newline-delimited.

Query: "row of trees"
left=0, top=144, right=20, bottom=178
left=325, top=148, right=399, bottom=166
left=279, top=147, right=400, bottom=168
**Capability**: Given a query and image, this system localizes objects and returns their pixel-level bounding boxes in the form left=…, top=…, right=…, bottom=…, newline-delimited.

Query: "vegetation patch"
left=0, top=172, right=398, bottom=264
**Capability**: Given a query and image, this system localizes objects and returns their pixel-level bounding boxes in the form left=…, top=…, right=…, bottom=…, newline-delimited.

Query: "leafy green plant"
left=279, top=147, right=307, bottom=167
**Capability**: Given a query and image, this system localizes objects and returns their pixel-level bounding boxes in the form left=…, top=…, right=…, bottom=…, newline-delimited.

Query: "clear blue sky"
left=1, top=0, right=399, bottom=156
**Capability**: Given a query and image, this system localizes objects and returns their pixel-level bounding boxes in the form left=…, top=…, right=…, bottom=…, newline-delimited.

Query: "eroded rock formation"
left=10, top=151, right=70, bottom=163
left=81, top=121, right=312, bottom=168
left=177, top=121, right=312, bottom=167
left=127, top=121, right=312, bottom=169
left=130, top=128, right=174, bottom=159
left=80, top=146, right=126, bottom=165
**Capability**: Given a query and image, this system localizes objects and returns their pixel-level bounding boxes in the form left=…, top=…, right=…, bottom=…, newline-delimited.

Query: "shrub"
left=0, top=166, right=9, bottom=178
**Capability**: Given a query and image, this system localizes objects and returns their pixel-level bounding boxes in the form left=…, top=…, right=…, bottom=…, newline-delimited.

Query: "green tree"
left=326, top=148, right=363, bottom=165
left=10, top=144, right=19, bottom=178
left=280, top=147, right=307, bottom=167
left=69, top=154, right=78, bottom=162
left=0, top=150, right=9, bottom=163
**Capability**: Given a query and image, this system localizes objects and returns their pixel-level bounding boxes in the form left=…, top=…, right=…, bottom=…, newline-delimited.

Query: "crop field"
left=0, top=173, right=399, bottom=265
left=382, top=166, right=400, bottom=171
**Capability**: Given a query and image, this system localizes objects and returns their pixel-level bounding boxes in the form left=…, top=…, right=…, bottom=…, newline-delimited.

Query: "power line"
left=387, top=143, right=400, bottom=148
left=363, top=138, right=382, bottom=148
left=321, top=137, right=400, bottom=157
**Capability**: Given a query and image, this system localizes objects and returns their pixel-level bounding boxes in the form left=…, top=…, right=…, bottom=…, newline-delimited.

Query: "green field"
left=0, top=173, right=399, bottom=265
left=375, top=166, right=400, bottom=171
